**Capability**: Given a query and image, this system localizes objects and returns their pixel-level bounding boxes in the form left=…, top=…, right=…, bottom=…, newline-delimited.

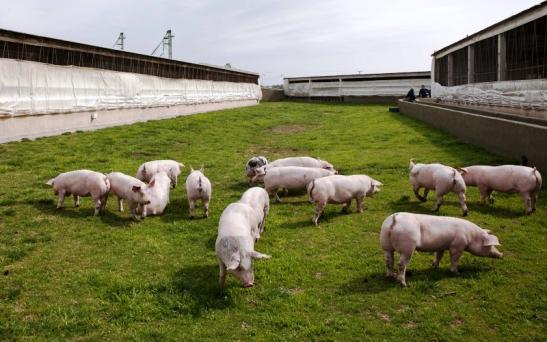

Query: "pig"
left=141, top=171, right=171, bottom=216
left=307, top=175, right=383, bottom=226
left=458, top=165, right=542, bottom=214
left=215, top=202, right=271, bottom=287
left=136, top=160, right=184, bottom=188
left=245, top=156, right=268, bottom=184
left=380, top=212, right=503, bottom=286
left=107, top=172, right=152, bottom=220
left=252, top=156, right=337, bottom=182
left=263, top=166, right=335, bottom=202
left=185, top=165, right=212, bottom=218
left=409, top=159, right=468, bottom=216
left=46, top=170, right=110, bottom=216
left=239, top=187, right=270, bottom=238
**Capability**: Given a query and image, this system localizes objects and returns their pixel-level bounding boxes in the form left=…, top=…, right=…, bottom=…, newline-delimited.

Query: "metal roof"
left=432, top=1, right=547, bottom=57
left=284, top=71, right=430, bottom=81
left=0, top=28, right=259, bottom=77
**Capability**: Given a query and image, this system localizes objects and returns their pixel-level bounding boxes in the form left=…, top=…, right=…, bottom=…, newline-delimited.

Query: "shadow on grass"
left=466, top=202, right=525, bottom=219
left=30, top=198, right=136, bottom=227
left=390, top=195, right=526, bottom=218
left=341, top=264, right=494, bottom=294
left=168, top=264, right=234, bottom=316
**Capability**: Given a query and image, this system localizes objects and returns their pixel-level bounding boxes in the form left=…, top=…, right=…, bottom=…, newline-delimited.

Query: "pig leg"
left=356, top=196, right=365, bottom=213
left=458, top=192, right=468, bottom=216
left=413, top=186, right=427, bottom=202
left=522, top=192, right=533, bottom=214
left=188, top=199, right=195, bottom=218
left=531, top=190, right=538, bottom=212
left=73, top=195, right=80, bottom=207
left=92, top=197, right=102, bottom=216
left=432, top=250, right=444, bottom=268
left=99, top=193, right=108, bottom=211
left=219, top=260, right=227, bottom=285
left=274, top=192, right=282, bottom=203
left=397, top=252, right=413, bottom=287
left=117, top=197, right=124, bottom=212
left=312, top=201, right=326, bottom=226
left=449, top=248, right=463, bottom=274
left=204, top=199, right=210, bottom=218
left=341, top=200, right=351, bottom=213
left=432, top=194, right=443, bottom=212
left=384, top=250, right=395, bottom=278
left=56, top=190, right=66, bottom=209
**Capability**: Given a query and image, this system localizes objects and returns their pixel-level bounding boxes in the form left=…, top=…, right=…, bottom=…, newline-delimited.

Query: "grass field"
left=0, top=102, right=545, bottom=340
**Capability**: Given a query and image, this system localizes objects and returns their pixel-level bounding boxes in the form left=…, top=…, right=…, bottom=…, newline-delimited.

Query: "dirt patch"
left=288, top=288, right=304, bottom=295
left=450, top=319, right=464, bottom=329
left=269, top=124, right=311, bottom=134
left=130, top=151, right=153, bottom=158
left=402, top=321, right=417, bottom=329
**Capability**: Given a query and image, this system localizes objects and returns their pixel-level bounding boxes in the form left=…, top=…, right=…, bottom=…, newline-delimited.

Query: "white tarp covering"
left=0, top=58, right=262, bottom=117
left=285, top=78, right=430, bottom=97
left=431, top=79, right=547, bottom=110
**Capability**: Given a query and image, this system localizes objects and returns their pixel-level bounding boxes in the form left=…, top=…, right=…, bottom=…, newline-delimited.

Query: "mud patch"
left=269, top=124, right=311, bottom=134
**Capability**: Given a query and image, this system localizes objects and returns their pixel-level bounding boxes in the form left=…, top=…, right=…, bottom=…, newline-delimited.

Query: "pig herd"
left=46, top=155, right=542, bottom=287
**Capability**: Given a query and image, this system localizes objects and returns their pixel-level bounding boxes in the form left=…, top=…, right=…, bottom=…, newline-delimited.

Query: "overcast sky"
left=0, top=0, right=542, bottom=84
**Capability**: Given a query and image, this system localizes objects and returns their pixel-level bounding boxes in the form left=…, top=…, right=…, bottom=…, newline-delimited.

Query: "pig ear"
left=132, top=185, right=141, bottom=193
left=250, top=251, right=271, bottom=259
left=226, top=254, right=241, bottom=271
left=200, top=164, right=205, bottom=173
left=190, top=165, right=194, bottom=172
left=178, top=162, right=184, bottom=169
left=148, top=179, right=156, bottom=187
left=372, top=180, right=383, bottom=187
left=482, top=232, right=500, bottom=246
left=46, top=178, right=54, bottom=186
left=457, top=167, right=468, bottom=175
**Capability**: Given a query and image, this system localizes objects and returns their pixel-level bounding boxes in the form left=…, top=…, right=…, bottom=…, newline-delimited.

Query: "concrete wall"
left=398, top=100, right=547, bottom=171
left=0, top=100, right=258, bottom=143
left=261, top=88, right=285, bottom=101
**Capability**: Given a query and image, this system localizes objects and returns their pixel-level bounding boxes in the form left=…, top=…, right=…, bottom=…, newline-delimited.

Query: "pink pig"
left=458, top=165, right=542, bottom=214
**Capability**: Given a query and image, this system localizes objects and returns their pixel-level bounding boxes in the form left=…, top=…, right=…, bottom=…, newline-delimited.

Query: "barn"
left=431, top=1, right=546, bottom=112
left=0, top=29, right=261, bottom=143
left=283, top=71, right=430, bottom=104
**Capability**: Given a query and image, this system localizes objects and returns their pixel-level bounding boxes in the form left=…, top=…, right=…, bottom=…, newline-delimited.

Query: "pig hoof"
left=462, top=210, right=468, bottom=217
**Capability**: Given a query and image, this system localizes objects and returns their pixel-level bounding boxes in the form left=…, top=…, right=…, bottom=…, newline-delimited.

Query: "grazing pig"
left=458, top=165, right=542, bottom=214
left=409, top=159, right=468, bottom=216
left=136, top=160, right=184, bottom=188
left=252, top=156, right=337, bottom=182
left=215, top=202, right=271, bottom=287
left=380, top=212, right=503, bottom=286
left=263, top=166, right=335, bottom=202
left=141, top=171, right=171, bottom=216
left=46, top=170, right=110, bottom=216
left=307, top=175, right=382, bottom=226
left=185, top=166, right=212, bottom=218
left=245, top=156, right=268, bottom=184
left=239, top=187, right=270, bottom=238
left=107, top=172, right=152, bottom=220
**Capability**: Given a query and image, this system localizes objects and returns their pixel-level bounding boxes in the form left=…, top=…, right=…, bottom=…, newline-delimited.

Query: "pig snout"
left=491, top=248, right=503, bottom=259
left=243, top=282, right=255, bottom=288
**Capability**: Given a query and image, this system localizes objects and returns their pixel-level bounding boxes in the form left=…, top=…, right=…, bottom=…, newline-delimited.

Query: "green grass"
left=0, top=102, right=545, bottom=340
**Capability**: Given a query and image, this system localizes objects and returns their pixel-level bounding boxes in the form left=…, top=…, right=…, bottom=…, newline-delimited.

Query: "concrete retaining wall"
left=398, top=100, right=547, bottom=171
left=0, top=100, right=258, bottom=143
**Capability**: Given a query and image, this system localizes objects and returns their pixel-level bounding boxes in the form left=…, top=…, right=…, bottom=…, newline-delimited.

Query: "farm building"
left=0, top=29, right=261, bottom=143
left=283, top=71, right=431, bottom=103
left=400, top=1, right=547, bottom=170
left=431, top=1, right=546, bottom=112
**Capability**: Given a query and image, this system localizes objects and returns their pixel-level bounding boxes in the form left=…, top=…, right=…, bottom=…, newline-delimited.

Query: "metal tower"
left=151, top=30, right=174, bottom=59
left=113, top=32, right=125, bottom=50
